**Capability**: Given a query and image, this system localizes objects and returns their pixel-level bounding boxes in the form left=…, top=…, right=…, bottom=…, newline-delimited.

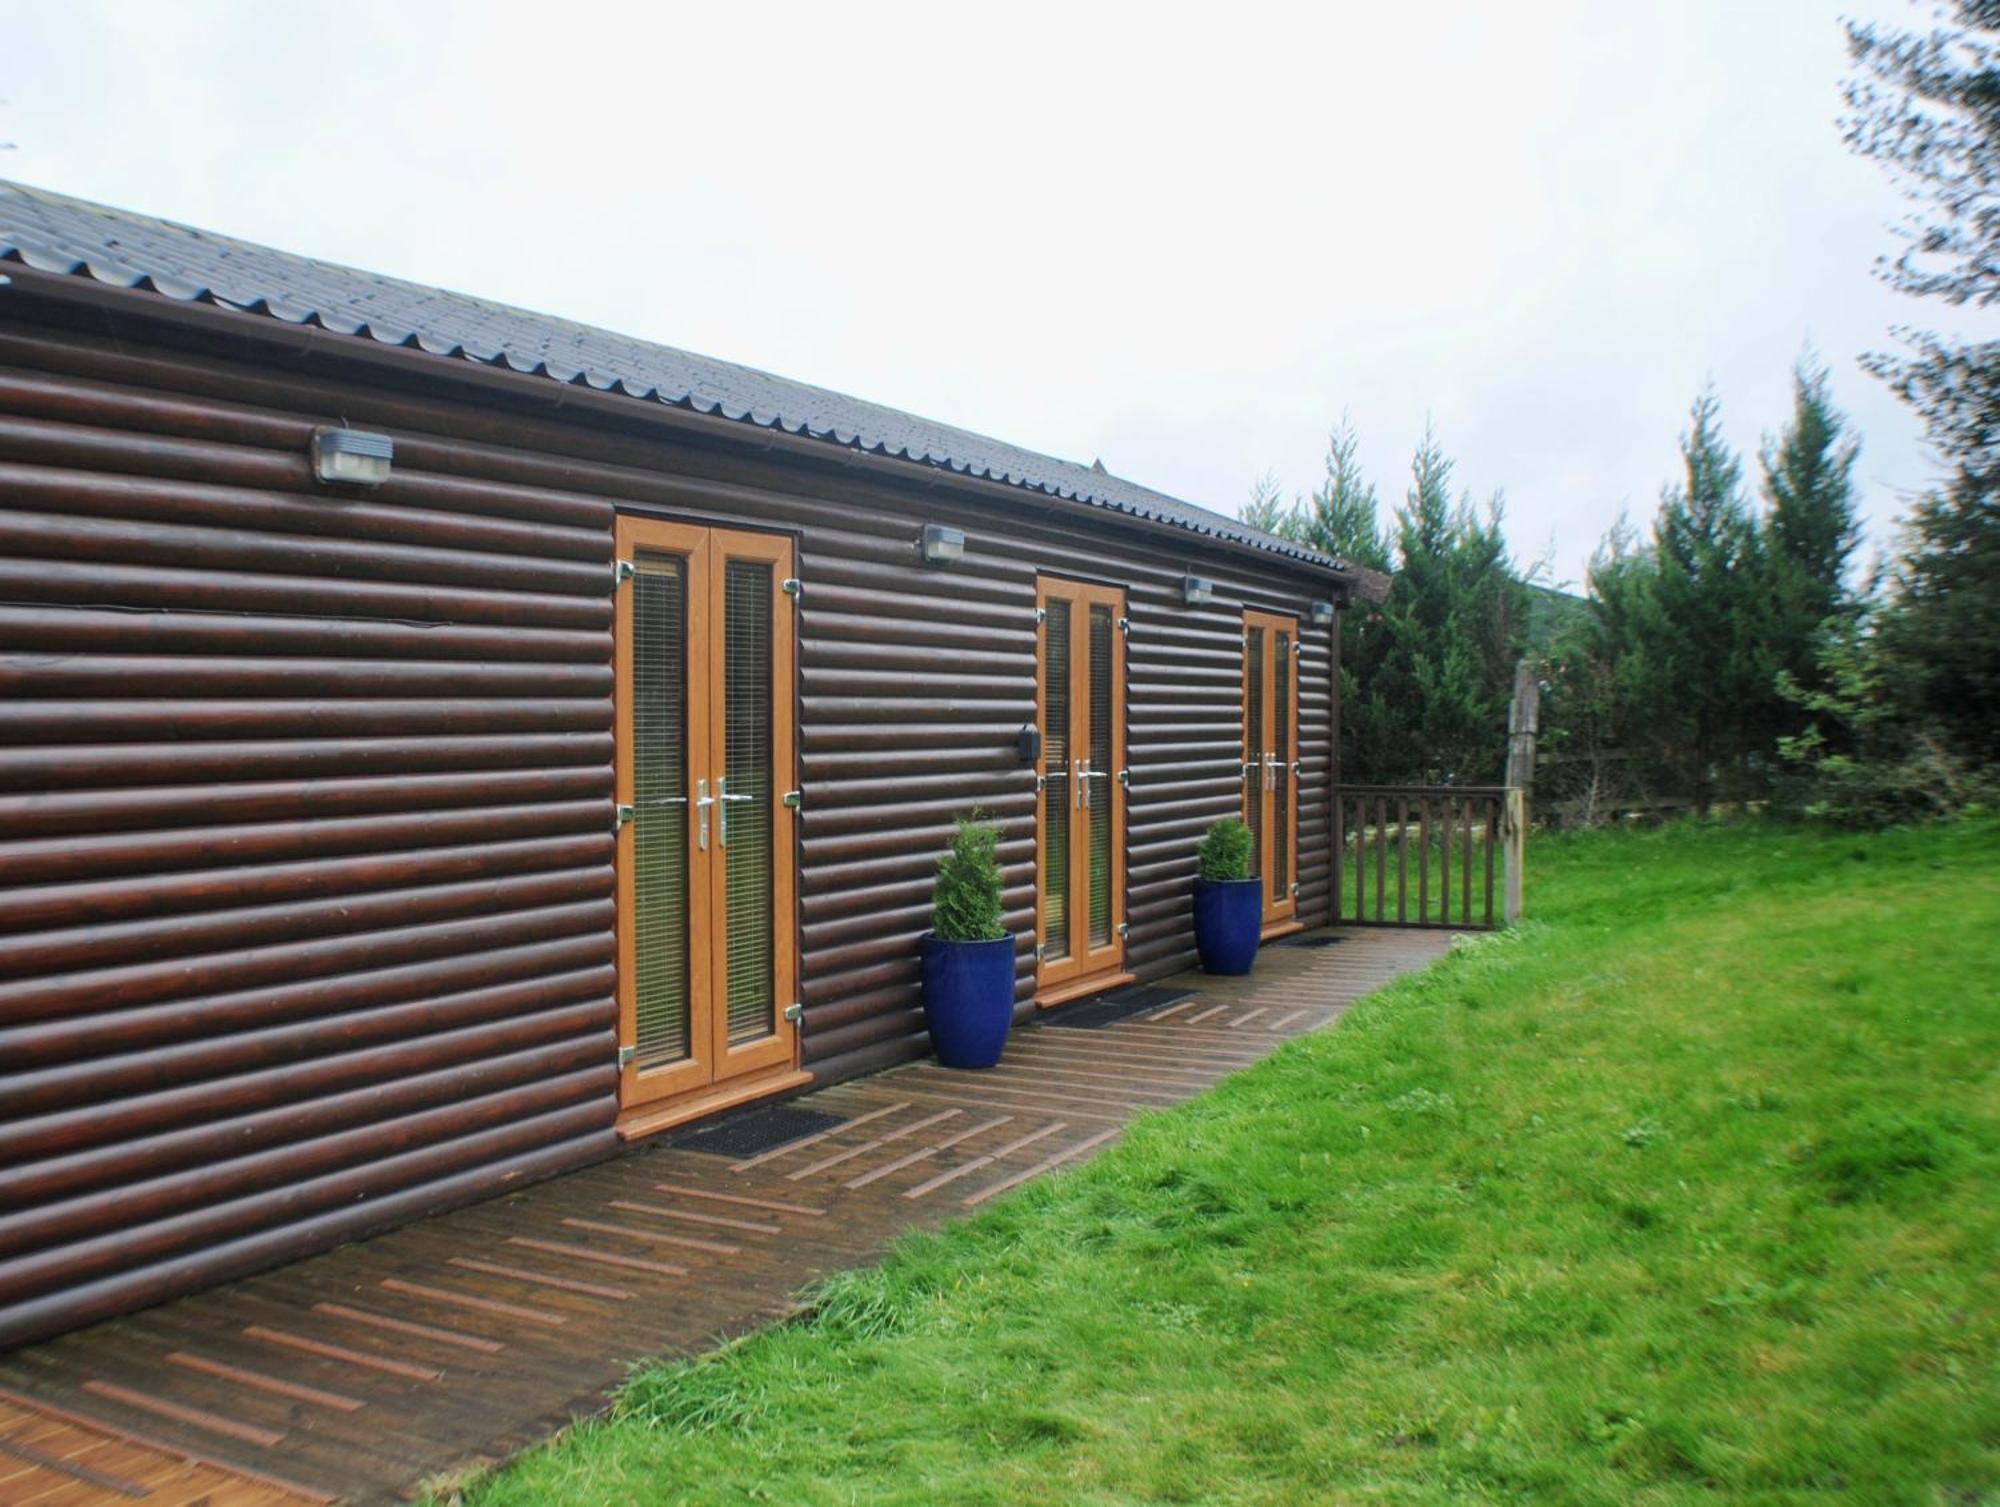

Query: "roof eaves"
left=0, top=185, right=1350, bottom=575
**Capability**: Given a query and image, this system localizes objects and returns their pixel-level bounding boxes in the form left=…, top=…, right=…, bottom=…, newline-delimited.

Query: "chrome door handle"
left=716, top=775, right=753, bottom=846
left=694, top=777, right=715, bottom=849
left=1074, top=758, right=1089, bottom=809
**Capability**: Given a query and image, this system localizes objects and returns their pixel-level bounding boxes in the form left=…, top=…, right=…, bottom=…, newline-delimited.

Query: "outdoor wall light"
left=919, top=523, right=966, bottom=564
left=1309, top=600, right=1335, bottom=627
left=311, top=427, right=394, bottom=487
left=1181, top=574, right=1214, bottom=606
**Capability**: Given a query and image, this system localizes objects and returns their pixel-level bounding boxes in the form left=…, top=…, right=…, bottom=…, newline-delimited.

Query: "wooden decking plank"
left=785, top=1107, right=962, bottom=1181
left=309, top=1302, right=504, bottom=1355
left=845, top=1115, right=1016, bottom=1189
left=962, top=1128, right=1123, bottom=1207
left=0, top=931, right=1449, bottom=1506
left=901, top=1121, right=1072, bottom=1200
left=446, top=1256, right=636, bottom=1301
left=647, top=1182, right=827, bottom=1217
left=505, top=1237, right=688, bottom=1277
left=606, top=1200, right=783, bottom=1235
left=558, top=1217, right=740, bottom=1256
left=162, top=1353, right=364, bottom=1412
left=0, top=1428, right=151, bottom=1497
left=729, top=1101, right=910, bottom=1172
left=376, top=1277, right=570, bottom=1327
left=78, top=1381, right=284, bottom=1451
left=240, top=1326, right=444, bottom=1383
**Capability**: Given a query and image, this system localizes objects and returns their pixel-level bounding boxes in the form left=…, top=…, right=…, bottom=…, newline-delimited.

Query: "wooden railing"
left=1332, top=785, right=1525, bottom=930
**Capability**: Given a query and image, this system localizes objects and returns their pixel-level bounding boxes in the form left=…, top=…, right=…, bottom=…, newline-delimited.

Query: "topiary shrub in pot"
left=1192, top=816, right=1261, bottom=975
left=920, top=812, right=1016, bottom=1068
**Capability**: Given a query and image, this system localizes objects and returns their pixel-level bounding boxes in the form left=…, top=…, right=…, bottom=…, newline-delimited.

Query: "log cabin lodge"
left=0, top=180, right=1382, bottom=1351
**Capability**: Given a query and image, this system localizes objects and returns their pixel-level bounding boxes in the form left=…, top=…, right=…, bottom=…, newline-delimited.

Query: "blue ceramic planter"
left=1192, top=877, right=1262, bottom=975
left=920, top=932, right=1016, bottom=1069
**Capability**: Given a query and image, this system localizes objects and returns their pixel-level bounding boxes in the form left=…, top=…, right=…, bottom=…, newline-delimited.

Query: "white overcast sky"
left=0, top=0, right=1963, bottom=585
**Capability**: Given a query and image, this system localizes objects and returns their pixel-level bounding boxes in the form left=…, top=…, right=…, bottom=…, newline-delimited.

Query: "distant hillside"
left=1522, top=582, right=1589, bottom=657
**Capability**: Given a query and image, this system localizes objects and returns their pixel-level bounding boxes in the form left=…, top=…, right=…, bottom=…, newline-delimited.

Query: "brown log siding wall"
left=0, top=304, right=1335, bottom=1349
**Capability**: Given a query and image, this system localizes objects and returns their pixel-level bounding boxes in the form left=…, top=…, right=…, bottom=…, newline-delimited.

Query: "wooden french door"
left=1243, top=610, right=1299, bottom=933
left=613, top=516, right=799, bottom=1132
left=1036, top=576, right=1128, bottom=1001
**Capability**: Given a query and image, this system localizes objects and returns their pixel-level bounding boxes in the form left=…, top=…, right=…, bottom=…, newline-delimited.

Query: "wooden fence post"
left=1505, top=659, right=1540, bottom=792
left=1503, top=785, right=1526, bottom=924
left=1501, top=659, right=1538, bottom=925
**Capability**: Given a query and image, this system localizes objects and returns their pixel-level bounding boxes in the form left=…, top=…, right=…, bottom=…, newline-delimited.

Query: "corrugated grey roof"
left=0, top=179, right=1343, bottom=573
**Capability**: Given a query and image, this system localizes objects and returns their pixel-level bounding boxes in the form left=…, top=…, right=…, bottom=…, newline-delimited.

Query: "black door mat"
left=663, top=1104, right=846, bottom=1159
left=1049, top=984, right=1195, bottom=1029
left=1285, top=934, right=1346, bottom=948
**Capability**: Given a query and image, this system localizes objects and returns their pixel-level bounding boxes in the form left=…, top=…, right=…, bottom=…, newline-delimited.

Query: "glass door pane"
left=1274, top=629, right=1291, bottom=905
left=632, top=551, right=692, bottom=1068
left=721, top=556, right=776, bottom=1045
left=1243, top=611, right=1299, bottom=930
left=617, top=517, right=796, bottom=1124
left=1086, top=603, right=1115, bottom=950
left=1037, top=576, right=1125, bottom=998
left=1244, top=625, right=1265, bottom=883
left=1041, top=596, right=1072, bottom=964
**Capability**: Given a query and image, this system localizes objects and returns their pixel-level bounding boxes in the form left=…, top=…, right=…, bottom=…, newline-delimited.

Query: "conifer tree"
left=1651, top=388, right=1761, bottom=810
left=1844, top=1, right=2000, bottom=492
left=1358, top=429, right=1527, bottom=783
left=1241, top=471, right=1290, bottom=535
left=1762, top=357, right=1862, bottom=605
left=1754, top=357, right=1863, bottom=750
left=1289, top=417, right=1391, bottom=572
left=1844, top=1, right=2000, bottom=766
left=1544, top=518, right=1671, bottom=822
left=1282, top=420, right=1396, bottom=783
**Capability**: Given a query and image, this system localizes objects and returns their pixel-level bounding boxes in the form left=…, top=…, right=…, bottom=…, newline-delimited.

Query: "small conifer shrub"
left=1197, top=817, right=1254, bottom=882
left=932, top=813, right=1006, bottom=941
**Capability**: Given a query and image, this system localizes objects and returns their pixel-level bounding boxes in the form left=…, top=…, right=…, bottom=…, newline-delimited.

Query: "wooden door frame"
left=703, top=527, right=800, bottom=1085
left=1035, top=574, right=1130, bottom=1005
left=614, top=515, right=714, bottom=1112
left=612, top=516, right=806, bottom=1140
left=1243, top=608, right=1300, bottom=935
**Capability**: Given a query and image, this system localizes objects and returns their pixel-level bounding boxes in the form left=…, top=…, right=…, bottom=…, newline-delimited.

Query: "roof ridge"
left=0, top=176, right=1341, bottom=573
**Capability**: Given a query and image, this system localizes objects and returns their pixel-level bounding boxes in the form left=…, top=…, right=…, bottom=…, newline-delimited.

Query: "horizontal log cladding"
left=0, top=328, right=621, bottom=1351
left=0, top=295, right=1345, bottom=1350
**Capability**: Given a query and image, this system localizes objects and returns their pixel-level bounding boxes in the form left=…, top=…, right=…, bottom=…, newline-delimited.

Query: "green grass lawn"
left=464, top=821, right=1998, bottom=1505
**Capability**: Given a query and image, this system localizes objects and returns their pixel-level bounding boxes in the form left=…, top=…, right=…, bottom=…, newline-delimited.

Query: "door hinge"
left=1033, top=942, right=1046, bottom=960
left=1117, top=921, right=1129, bottom=937
left=783, top=1002, right=804, bottom=1024
left=782, top=577, right=802, bottom=597
left=1291, top=882, right=1300, bottom=898
left=1118, top=615, right=1130, bottom=635
left=1035, top=606, right=1047, bottom=624
left=1293, top=640, right=1304, bottom=655
left=613, top=558, right=635, bottom=589
left=782, top=790, right=802, bottom=809
left=617, top=1045, right=636, bottom=1068
left=1117, top=768, right=1130, bottom=788
left=1035, top=774, right=1046, bottom=793
left=615, top=803, right=635, bottom=829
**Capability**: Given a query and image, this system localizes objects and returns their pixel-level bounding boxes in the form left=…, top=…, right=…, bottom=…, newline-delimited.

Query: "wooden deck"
left=0, top=929, right=1450, bottom=1505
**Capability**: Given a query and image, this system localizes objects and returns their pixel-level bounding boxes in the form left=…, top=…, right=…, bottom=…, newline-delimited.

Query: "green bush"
left=932, top=813, right=1006, bottom=942
left=1196, top=817, right=1253, bottom=882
